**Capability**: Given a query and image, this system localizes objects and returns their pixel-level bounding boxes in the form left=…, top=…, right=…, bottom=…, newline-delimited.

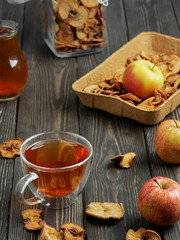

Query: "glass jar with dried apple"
left=0, top=20, right=28, bottom=101
left=41, top=0, right=107, bottom=58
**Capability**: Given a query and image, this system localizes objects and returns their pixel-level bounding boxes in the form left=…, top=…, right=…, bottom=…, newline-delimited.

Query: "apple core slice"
left=58, top=140, right=77, bottom=166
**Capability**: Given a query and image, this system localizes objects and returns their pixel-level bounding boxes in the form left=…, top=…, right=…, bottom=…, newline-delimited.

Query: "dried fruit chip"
left=152, top=90, right=165, bottom=106
left=98, top=81, right=113, bottom=89
left=52, top=0, right=58, bottom=13
left=113, top=71, right=124, bottom=82
left=63, top=231, right=83, bottom=240
left=83, top=84, right=99, bottom=93
left=111, top=152, right=136, bottom=168
left=58, top=0, right=79, bottom=20
left=137, top=97, right=155, bottom=110
left=0, top=138, right=23, bottom=158
left=164, top=86, right=177, bottom=96
left=88, top=6, right=98, bottom=19
left=126, top=228, right=161, bottom=240
left=126, top=227, right=146, bottom=240
left=39, top=221, right=63, bottom=240
left=174, top=78, right=180, bottom=89
left=80, top=0, right=99, bottom=8
left=56, top=22, right=74, bottom=44
left=85, top=202, right=124, bottom=220
left=156, top=54, right=180, bottom=77
left=120, top=93, right=142, bottom=103
left=167, top=73, right=180, bottom=85
left=76, top=30, right=87, bottom=40
left=140, top=51, right=152, bottom=61
left=66, top=6, right=89, bottom=28
left=60, top=223, right=86, bottom=240
left=22, top=209, right=42, bottom=231
left=145, top=229, right=161, bottom=240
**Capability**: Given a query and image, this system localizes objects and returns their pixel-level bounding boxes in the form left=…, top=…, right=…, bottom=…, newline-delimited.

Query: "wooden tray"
left=72, top=32, right=180, bottom=125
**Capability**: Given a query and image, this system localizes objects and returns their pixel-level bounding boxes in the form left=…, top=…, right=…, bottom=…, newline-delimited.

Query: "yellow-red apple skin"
left=154, top=119, right=180, bottom=164
left=122, top=60, right=164, bottom=99
left=138, top=177, right=180, bottom=226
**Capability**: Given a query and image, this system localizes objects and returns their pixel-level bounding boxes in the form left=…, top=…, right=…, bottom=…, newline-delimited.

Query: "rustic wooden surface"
left=0, top=0, right=180, bottom=239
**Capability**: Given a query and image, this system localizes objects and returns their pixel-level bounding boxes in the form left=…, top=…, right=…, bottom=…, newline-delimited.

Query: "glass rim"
left=0, top=20, right=18, bottom=38
left=20, top=131, right=93, bottom=171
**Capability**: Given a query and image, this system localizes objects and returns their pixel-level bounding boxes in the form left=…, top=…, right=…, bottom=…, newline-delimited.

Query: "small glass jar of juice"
left=0, top=20, right=28, bottom=101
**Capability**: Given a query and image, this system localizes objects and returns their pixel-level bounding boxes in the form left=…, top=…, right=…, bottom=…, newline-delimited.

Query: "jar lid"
left=98, top=0, right=109, bottom=6
left=0, top=20, right=18, bottom=38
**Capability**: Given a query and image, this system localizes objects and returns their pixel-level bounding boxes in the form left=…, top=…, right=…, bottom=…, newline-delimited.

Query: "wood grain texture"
left=0, top=0, right=180, bottom=239
left=0, top=1, right=25, bottom=240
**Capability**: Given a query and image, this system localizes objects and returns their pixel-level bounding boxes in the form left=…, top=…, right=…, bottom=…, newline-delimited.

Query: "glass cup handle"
left=15, top=172, right=43, bottom=206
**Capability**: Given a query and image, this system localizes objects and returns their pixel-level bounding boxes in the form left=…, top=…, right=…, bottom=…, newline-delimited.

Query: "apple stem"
left=172, top=118, right=179, bottom=128
left=151, top=54, right=163, bottom=71
left=154, top=178, right=162, bottom=189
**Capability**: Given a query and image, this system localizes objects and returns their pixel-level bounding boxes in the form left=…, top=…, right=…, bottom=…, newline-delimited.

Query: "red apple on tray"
left=138, top=176, right=180, bottom=226
left=154, top=119, right=180, bottom=164
left=122, top=59, right=164, bottom=99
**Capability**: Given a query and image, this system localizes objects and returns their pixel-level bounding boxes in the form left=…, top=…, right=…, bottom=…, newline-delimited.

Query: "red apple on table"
left=138, top=176, right=180, bottom=226
left=122, top=59, right=164, bottom=99
left=154, top=119, right=180, bottom=164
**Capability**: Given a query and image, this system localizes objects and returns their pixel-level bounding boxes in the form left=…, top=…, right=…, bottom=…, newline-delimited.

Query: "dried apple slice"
left=76, top=30, right=87, bottom=40
left=164, top=86, right=177, bottom=96
left=39, top=221, right=63, bottom=240
left=174, top=78, right=180, bottom=89
left=140, top=51, right=152, bottom=61
left=66, top=6, right=89, bottom=27
left=58, top=0, right=79, bottom=20
left=167, top=73, right=180, bottom=85
left=85, top=202, right=124, bottom=220
left=83, top=84, right=99, bottom=93
left=80, top=0, right=99, bottom=8
left=145, top=229, right=161, bottom=240
left=66, top=40, right=81, bottom=48
left=52, top=0, right=58, bottom=13
left=152, top=90, right=165, bottom=106
left=137, top=97, right=156, bottom=110
left=56, top=22, right=74, bottom=44
left=120, top=93, right=142, bottom=103
left=126, top=228, right=146, bottom=240
left=58, top=140, right=76, bottom=166
left=22, top=209, right=42, bottom=231
left=60, top=223, right=86, bottom=240
left=0, top=138, right=23, bottom=158
left=156, top=54, right=180, bottom=77
left=88, top=7, right=98, bottom=18
left=83, top=18, right=99, bottom=34
left=98, top=81, right=113, bottom=89
left=111, top=152, right=136, bottom=168
left=126, top=228, right=161, bottom=240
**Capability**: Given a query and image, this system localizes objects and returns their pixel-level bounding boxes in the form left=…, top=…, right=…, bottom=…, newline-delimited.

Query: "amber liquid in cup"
left=25, top=140, right=89, bottom=198
left=0, top=24, right=28, bottom=101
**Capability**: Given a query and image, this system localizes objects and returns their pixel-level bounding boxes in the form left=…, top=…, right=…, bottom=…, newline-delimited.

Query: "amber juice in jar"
left=0, top=20, right=28, bottom=101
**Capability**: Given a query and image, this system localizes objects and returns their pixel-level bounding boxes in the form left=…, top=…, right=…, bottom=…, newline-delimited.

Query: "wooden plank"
left=124, top=0, right=180, bottom=239
left=7, top=0, right=84, bottom=239
left=75, top=1, right=152, bottom=239
left=0, top=1, right=25, bottom=240
left=124, top=0, right=180, bottom=38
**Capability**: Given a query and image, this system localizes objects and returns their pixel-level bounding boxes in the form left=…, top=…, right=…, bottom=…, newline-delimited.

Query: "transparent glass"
left=0, top=20, right=28, bottom=101
left=40, top=0, right=107, bottom=58
left=15, top=131, right=93, bottom=209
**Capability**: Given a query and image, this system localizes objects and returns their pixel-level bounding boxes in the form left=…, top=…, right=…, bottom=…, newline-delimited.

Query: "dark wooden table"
left=0, top=0, right=180, bottom=239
